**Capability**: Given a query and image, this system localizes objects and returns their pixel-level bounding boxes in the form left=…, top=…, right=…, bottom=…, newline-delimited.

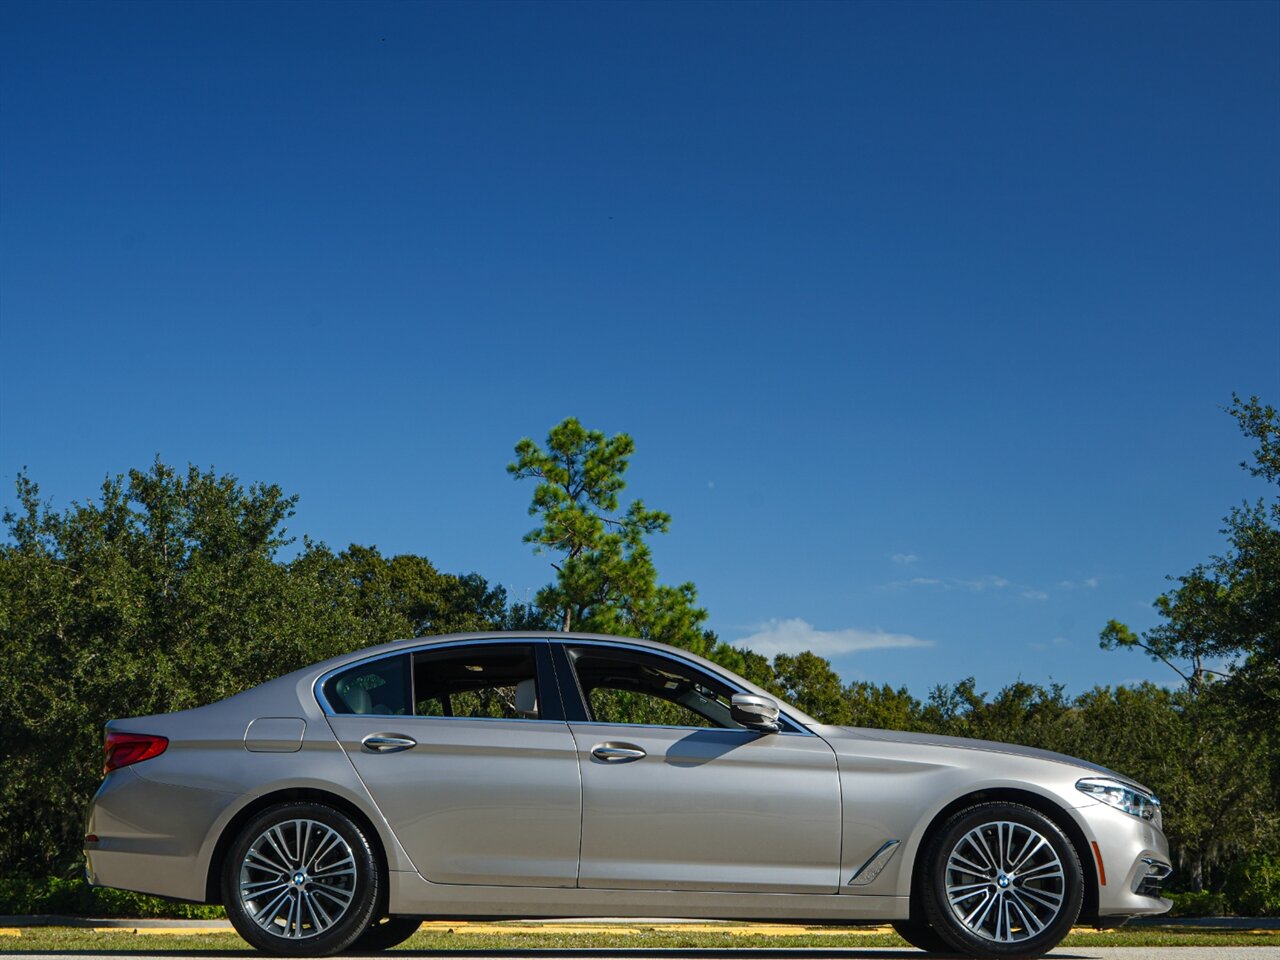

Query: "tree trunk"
left=1190, top=852, right=1204, bottom=892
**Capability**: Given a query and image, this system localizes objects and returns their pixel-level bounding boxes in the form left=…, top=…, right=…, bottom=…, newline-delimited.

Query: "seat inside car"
left=336, top=678, right=373, bottom=714
left=515, top=678, right=538, bottom=718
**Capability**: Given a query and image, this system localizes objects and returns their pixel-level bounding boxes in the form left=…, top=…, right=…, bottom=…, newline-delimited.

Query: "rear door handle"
left=361, top=734, right=416, bottom=753
left=591, top=742, right=646, bottom=763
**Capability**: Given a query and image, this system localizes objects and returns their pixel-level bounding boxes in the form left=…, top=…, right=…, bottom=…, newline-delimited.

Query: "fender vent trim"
left=848, top=839, right=901, bottom=886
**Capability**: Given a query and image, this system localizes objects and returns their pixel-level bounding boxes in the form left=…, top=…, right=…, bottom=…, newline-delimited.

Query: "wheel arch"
left=204, top=787, right=390, bottom=907
left=905, top=787, right=1100, bottom=925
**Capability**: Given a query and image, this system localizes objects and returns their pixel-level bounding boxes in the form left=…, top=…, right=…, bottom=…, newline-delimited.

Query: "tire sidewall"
left=921, top=801, right=1083, bottom=959
left=222, top=801, right=381, bottom=956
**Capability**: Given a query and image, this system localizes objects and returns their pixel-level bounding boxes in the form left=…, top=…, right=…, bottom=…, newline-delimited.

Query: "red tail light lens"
left=104, top=731, right=168, bottom=773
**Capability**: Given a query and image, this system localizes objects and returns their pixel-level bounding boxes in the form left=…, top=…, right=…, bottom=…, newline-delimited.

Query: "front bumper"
left=1082, top=800, right=1173, bottom=918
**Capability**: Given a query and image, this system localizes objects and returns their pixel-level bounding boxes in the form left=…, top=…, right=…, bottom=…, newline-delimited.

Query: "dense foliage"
left=0, top=461, right=524, bottom=877
left=1, top=399, right=1275, bottom=914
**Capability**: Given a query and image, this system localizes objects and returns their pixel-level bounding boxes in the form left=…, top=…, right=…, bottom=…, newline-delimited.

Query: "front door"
left=560, top=643, right=843, bottom=893
left=324, top=641, right=581, bottom=887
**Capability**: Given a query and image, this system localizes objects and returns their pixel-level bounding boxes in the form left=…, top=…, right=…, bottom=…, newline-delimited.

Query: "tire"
left=222, top=801, right=382, bottom=956
left=893, top=919, right=958, bottom=954
left=346, top=917, right=422, bottom=952
left=919, top=801, right=1082, bottom=959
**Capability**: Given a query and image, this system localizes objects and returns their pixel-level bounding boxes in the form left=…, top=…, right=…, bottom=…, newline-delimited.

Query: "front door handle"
left=361, top=734, right=416, bottom=753
left=591, top=742, right=646, bottom=763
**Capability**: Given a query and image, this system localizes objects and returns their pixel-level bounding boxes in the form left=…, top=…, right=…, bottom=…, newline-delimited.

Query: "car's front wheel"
left=919, top=801, right=1082, bottom=959
left=222, top=802, right=381, bottom=956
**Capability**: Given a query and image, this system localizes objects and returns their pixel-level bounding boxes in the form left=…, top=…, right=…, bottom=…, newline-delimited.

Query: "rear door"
left=323, top=641, right=581, bottom=887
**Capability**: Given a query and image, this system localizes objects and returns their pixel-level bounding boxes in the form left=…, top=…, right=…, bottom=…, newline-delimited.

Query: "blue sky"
left=2, top=0, right=1277, bottom=698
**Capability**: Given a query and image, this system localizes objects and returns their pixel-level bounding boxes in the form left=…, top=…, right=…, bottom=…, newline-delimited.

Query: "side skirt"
left=388, top=871, right=909, bottom=922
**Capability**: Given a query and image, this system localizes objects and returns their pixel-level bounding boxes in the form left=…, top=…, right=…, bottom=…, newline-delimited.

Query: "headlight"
left=1076, top=777, right=1162, bottom=829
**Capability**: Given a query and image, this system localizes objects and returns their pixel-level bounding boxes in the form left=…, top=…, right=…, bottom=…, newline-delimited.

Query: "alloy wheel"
left=942, top=819, right=1066, bottom=944
left=237, top=818, right=358, bottom=940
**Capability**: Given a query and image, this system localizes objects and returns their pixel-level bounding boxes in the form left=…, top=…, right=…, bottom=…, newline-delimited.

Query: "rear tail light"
left=104, top=731, right=168, bottom=773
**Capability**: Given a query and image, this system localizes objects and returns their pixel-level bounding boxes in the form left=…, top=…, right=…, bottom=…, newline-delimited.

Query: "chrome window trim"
left=566, top=718, right=811, bottom=737
left=313, top=638, right=553, bottom=719
left=329, top=713, right=567, bottom=725
left=314, top=635, right=814, bottom=736
left=559, top=637, right=814, bottom=736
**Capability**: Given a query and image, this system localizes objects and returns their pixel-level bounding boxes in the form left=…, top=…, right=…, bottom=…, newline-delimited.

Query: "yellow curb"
left=92, top=927, right=232, bottom=935
left=435, top=925, right=646, bottom=935
left=415, top=921, right=897, bottom=936
left=722, top=925, right=896, bottom=936
left=0, top=929, right=22, bottom=937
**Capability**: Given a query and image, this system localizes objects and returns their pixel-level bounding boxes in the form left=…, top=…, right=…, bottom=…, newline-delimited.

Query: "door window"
left=413, top=644, right=541, bottom=720
left=566, top=646, right=743, bottom=729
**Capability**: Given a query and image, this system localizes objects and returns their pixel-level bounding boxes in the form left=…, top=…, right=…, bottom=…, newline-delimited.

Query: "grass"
left=0, top=922, right=1277, bottom=952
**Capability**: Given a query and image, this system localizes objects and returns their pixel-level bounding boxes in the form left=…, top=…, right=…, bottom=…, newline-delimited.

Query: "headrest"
left=515, top=678, right=538, bottom=718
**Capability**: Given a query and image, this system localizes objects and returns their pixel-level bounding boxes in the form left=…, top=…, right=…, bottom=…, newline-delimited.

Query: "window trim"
left=314, top=639, right=567, bottom=723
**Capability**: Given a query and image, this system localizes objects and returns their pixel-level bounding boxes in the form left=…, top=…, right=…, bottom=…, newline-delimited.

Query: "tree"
left=508, top=418, right=734, bottom=663
left=771, top=652, right=853, bottom=725
left=1100, top=395, right=1279, bottom=702
left=0, top=459, right=512, bottom=880
left=845, top=682, right=928, bottom=731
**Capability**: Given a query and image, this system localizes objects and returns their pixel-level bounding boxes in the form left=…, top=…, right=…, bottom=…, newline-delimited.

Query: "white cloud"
left=944, top=575, right=1011, bottom=592
left=887, top=573, right=1056, bottom=600
left=736, top=618, right=933, bottom=659
left=891, top=553, right=920, bottom=565
left=1058, top=577, right=1100, bottom=590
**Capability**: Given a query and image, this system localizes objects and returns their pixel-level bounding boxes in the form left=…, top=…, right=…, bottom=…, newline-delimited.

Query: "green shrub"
left=0, top=875, right=223, bottom=918
left=1166, top=889, right=1227, bottom=917
left=1224, top=853, right=1280, bottom=917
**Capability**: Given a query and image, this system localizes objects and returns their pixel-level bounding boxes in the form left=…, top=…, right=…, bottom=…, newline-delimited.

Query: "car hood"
left=818, top=725, right=1152, bottom=793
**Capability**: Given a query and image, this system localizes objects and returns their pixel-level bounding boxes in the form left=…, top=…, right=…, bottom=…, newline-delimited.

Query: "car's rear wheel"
left=919, top=801, right=1082, bottom=959
left=346, top=917, right=422, bottom=952
left=222, top=802, right=381, bottom=956
left=892, top=919, right=957, bottom=953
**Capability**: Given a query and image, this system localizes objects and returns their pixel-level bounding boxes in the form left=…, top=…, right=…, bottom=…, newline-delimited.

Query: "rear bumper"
left=84, top=766, right=237, bottom=903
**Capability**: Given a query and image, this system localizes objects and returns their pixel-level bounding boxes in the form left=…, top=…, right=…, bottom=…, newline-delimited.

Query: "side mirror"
left=731, top=694, right=780, bottom=733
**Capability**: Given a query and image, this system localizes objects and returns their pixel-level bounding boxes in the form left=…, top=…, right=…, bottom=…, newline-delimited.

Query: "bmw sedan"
left=85, top=632, right=1172, bottom=958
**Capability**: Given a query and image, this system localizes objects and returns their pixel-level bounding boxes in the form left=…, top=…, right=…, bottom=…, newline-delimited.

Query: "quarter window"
left=323, top=654, right=412, bottom=716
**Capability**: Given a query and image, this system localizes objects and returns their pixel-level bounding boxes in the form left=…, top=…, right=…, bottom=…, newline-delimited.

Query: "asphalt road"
left=4, top=950, right=1279, bottom=960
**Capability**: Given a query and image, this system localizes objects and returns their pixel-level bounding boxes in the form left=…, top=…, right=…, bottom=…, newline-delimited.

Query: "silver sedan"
left=85, top=632, right=1171, bottom=959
